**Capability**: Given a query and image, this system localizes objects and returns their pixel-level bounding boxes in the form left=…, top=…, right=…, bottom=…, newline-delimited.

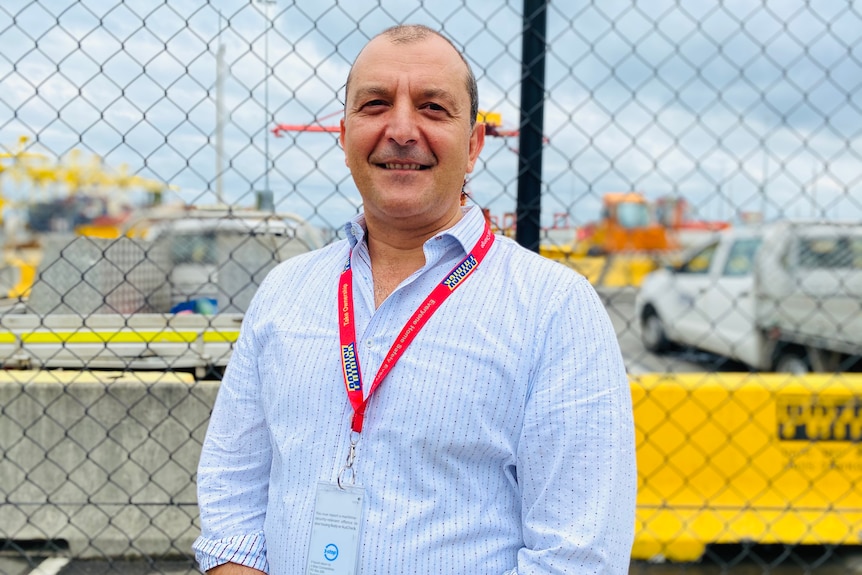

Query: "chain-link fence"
left=1, top=1, right=861, bottom=573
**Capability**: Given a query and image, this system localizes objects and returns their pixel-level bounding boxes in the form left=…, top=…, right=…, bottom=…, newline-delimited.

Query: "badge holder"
left=306, top=436, right=364, bottom=575
left=306, top=481, right=364, bottom=575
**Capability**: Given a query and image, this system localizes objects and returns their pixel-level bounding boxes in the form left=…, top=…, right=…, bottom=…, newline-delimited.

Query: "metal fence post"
left=515, top=0, right=548, bottom=252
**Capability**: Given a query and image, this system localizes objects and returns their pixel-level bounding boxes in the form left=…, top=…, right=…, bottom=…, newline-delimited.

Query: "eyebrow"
left=419, top=87, right=458, bottom=107
left=350, top=85, right=459, bottom=109
left=350, top=85, right=390, bottom=104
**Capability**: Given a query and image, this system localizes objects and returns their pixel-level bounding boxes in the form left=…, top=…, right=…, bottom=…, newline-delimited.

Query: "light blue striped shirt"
left=193, top=206, right=636, bottom=574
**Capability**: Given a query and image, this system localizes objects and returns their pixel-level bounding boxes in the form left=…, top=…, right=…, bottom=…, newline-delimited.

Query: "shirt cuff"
left=193, top=531, right=269, bottom=573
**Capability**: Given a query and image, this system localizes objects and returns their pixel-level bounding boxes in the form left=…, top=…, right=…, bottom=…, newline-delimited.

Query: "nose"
left=385, top=102, right=418, bottom=146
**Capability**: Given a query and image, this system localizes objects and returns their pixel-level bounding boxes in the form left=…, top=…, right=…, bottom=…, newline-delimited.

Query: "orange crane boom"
left=271, top=110, right=522, bottom=138
left=271, top=123, right=521, bottom=138
left=272, top=124, right=339, bottom=136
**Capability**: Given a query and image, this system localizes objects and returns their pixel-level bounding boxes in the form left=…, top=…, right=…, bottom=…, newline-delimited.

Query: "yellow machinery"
left=540, top=192, right=676, bottom=287
left=577, top=191, right=676, bottom=256
left=0, top=136, right=173, bottom=231
left=0, top=136, right=176, bottom=298
left=0, top=251, right=38, bottom=299
left=632, top=372, right=862, bottom=562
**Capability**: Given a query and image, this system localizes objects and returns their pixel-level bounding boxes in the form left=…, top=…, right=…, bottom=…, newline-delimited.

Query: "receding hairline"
left=344, top=24, right=478, bottom=127
left=382, top=23, right=438, bottom=44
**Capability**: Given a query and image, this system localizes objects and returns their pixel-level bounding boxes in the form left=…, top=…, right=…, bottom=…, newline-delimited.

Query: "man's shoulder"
left=272, top=239, right=348, bottom=272
left=489, top=234, right=587, bottom=283
left=244, top=240, right=349, bottom=319
left=259, top=239, right=349, bottom=290
left=483, top=235, right=600, bottom=313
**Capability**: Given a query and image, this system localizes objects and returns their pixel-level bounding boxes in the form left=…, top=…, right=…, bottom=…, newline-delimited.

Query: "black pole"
left=515, top=0, right=548, bottom=252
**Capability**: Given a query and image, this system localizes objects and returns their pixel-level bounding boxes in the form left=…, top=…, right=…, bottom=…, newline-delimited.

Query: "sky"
left=1, top=0, right=861, bottom=234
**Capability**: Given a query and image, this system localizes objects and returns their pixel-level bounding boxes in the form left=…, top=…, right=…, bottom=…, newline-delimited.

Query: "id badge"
left=305, top=482, right=365, bottom=575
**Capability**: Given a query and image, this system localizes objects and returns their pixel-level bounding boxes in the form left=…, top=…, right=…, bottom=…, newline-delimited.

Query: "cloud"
left=1, top=0, right=861, bottom=229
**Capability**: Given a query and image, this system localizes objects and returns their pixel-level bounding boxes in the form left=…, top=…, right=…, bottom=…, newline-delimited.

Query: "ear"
left=465, top=122, right=485, bottom=174
left=339, top=117, right=349, bottom=167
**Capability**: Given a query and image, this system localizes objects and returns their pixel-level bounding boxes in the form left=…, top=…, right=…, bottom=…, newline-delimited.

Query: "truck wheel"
left=641, top=309, right=670, bottom=353
left=775, top=352, right=809, bottom=375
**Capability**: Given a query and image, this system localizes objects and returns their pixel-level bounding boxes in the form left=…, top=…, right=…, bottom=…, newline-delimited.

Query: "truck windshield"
left=616, top=203, right=651, bottom=229
left=171, top=232, right=219, bottom=265
left=723, top=237, right=762, bottom=276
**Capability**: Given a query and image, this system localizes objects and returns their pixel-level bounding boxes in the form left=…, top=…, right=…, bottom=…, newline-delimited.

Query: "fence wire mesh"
left=1, top=1, right=861, bottom=573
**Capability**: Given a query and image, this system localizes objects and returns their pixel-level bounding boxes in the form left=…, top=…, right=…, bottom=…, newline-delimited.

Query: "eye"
left=424, top=102, right=447, bottom=112
left=361, top=99, right=388, bottom=110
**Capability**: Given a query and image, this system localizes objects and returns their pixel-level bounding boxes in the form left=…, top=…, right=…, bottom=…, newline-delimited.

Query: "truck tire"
left=774, top=351, right=809, bottom=375
left=641, top=309, right=671, bottom=353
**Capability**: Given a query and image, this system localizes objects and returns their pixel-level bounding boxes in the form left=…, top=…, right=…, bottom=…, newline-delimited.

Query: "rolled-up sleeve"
left=193, top=293, right=272, bottom=573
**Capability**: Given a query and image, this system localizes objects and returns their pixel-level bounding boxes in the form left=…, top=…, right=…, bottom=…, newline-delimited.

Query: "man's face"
left=340, top=34, right=484, bottom=228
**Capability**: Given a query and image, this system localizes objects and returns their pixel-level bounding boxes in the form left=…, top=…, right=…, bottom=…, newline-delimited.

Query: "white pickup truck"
left=635, top=221, right=862, bottom=373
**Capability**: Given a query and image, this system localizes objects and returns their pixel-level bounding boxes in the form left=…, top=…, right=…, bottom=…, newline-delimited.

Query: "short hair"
left=345, top=24, right=479, bottom=128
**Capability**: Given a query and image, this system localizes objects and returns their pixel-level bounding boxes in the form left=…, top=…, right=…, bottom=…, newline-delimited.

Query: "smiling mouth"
left=378, top=163, right=430, bottom=170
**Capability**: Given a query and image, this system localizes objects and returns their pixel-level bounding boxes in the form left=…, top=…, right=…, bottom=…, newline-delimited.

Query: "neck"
left=364, top=208, right=465, bottom=307
left=364, top=208, right=464, bottom=262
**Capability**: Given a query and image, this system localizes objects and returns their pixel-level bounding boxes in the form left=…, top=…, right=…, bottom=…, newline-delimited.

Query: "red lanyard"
left=338, top=222, right=495, bottom=433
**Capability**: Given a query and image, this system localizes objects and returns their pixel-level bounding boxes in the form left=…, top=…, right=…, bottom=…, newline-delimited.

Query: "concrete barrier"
left=0, top=370, right=214, bottom=559
left=4, top=369, right=861, bottom=562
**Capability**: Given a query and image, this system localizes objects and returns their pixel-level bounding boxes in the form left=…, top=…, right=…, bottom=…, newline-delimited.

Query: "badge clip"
left=337, top=434, right=359, bottom=489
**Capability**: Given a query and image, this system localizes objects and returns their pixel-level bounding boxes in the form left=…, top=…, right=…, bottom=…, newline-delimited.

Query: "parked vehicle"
left=122, top=205, right=325, bottom=313
left=635, top=221, right=862, bottom=373
left=0, top=206, right=325, bottom=378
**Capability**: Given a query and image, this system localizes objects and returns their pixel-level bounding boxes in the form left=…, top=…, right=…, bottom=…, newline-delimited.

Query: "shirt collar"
left=343, top=205, right=487, bottom=254
left=344, top=213, right=368, bottom=249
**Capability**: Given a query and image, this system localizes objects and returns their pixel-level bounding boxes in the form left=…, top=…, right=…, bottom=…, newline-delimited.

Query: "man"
left=194, top=24, right=636, bottom=574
